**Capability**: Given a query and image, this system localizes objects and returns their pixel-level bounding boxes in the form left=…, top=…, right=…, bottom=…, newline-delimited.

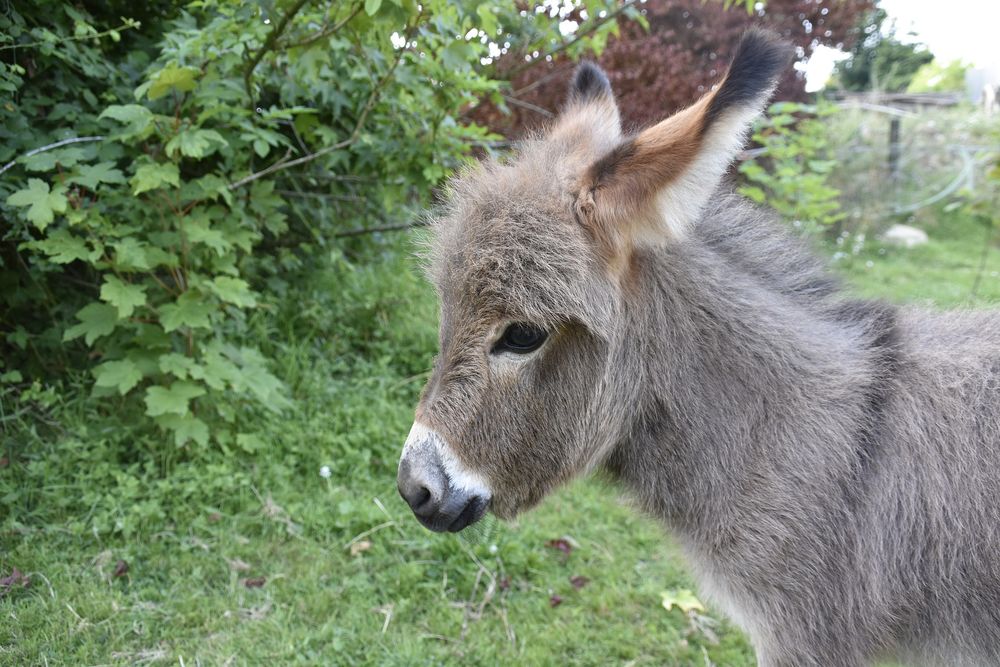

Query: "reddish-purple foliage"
left=472, top=0, right=872, bottom=136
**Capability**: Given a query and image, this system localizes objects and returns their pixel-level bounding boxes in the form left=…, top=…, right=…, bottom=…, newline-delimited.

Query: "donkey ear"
left=568, top=61, right=613, bottom=105
left=551, top=61, right=622, bottom=150
left=576, top=28, right=792, bottom=261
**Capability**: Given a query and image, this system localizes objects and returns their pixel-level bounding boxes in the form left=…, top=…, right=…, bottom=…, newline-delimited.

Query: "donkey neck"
left=603, top=210, right=880, bottom=534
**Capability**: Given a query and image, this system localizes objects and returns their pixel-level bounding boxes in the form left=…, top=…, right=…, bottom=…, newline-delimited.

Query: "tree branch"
left=281, top=2, right=363, bottom=50
left=503, top=0, right=636, bottom=80
left=0, top=19, right=139, bottom=52
left=334, top=219, right=428, bottom=238
left=0, top=136, right=105, bottom=178
left=243, top=0, right=313, bottom=103
left=502, top=94, right=554, bottom=118
left=230, top=11, right=421, bottom=191
left=228, top=117, right=356, bottom=191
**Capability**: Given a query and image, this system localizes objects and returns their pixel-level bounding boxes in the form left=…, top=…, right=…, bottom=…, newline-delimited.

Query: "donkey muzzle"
left=397, top=422, right=491, bottom=533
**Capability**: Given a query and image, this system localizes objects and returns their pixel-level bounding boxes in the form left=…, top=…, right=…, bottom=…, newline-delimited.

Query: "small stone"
left=882, top=224, right=928, bottom=248
left=349, top=540, right=372, bottom=556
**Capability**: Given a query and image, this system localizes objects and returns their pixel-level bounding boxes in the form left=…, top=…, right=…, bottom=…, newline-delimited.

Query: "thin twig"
left=503, top=1, right=637, bottom=79
left=0, top=136, right=105, bottom=177
left=328, top=174, right=375, bottom=183
left=502, top=94, right=554, bottom=118
left=344, top=521, right=395, bottom=550
left=970, top=221, right=995, bottom=298
left=277, top=190, right=362, bottom=201
left=334, top=219, right=428, bottom=237
left=512, top=63, right=575, bottom=97
left=282, top=3, right=363, bottom=50
left=244, top=0, right=313, bottom=103
left=228, top=137, right=351, bottom=190
left=230, top=11, right=421, bottom=191
left=0, top=20, right=139, bottom=52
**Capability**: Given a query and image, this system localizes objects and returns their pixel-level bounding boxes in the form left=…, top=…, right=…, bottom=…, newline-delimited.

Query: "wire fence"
left=826, top=102, right=997, bottom=231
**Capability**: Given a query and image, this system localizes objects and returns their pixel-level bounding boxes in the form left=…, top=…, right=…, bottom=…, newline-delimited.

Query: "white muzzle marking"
left=402, top=422, right=491, bottom=496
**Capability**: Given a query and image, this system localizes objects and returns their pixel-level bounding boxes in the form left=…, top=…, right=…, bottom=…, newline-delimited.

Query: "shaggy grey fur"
left=403, top=32, right=1000, bottom=667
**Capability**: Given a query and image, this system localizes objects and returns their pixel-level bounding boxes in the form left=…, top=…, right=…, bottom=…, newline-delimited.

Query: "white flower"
left=319, top=465, right=331, bottom=479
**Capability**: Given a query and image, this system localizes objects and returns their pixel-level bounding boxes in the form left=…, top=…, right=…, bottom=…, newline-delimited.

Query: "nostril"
left=397, top=451, right=447, bottom=518
left=413, top=485, right=431, bottom=509
left=398, top=477, right=441, bottom=517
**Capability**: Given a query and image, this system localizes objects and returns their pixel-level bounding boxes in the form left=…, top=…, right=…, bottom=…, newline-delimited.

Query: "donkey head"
left=397, top=29, right=792, bottom=532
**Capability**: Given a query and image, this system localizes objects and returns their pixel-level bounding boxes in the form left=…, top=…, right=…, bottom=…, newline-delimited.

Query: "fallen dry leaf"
left=226, top=558, right=252, bottom=573
left=569, top=575, right=589, bottom=590
left=549, top=594, right=563, bottom=607
left=0, top=568, right=31, bottom=597
left=661, top=588, right=705, bottom=614
left=545, top=538, right=573, bottom=556
left=92, top=549, right=113, bottom=570
left=0, top=456, right=9, bottom=468
left=349, top=539, right=372, bottom=556
left=242, top=577, right=266, bottom=588
left=499, top=576, right=511, bottom=591
left=112, top=560, right=129, bottom=578
left=240, top=600, right=273, bottom=621
left=207, top=512, right=222, bottom=523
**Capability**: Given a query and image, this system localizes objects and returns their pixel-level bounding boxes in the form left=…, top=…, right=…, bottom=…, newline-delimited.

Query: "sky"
left=805, top=0, right=1000, bottom=91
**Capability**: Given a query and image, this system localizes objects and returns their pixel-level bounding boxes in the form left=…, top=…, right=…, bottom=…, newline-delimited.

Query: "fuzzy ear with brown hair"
left=549, top=61, right=623, bottom=155
left=573, top=28, right=793, bottom=264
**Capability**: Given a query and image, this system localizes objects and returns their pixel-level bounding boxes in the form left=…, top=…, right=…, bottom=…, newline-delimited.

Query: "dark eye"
left=494, top=323, right=548, bottom=354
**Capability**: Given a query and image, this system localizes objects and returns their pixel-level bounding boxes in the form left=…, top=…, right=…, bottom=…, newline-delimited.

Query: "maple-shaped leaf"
left=5, top=178, right=68, bottom=230
left=100, top=275, right=146, bottom=318
left=158, top=352, right=197, bottom=380
left=21, top=147, right=87, bottom=172
left=155, top=413, right=210, bottom=446
left=145, top=63, right=200, bottom=100
left=159, top=291, right=214, bottom=332
left=63, top=302, right=118, bottom=345
left=92, top=358, right=143, bottom=395
left=131, top=161, right=179, bottom=195
left=208, top=276, right=257, bottom=308
left=99, top=104, right=154, bottom=137
left=28, top=229, right=97, bottom=264
left=68, top=161, right=126, bottom=190
left=144, top=381, right=205, bottom=417
left=165, top=128, right=227, bottom=159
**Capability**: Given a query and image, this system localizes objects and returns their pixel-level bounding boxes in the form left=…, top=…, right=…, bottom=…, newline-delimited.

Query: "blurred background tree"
left=831, top=7, right=934, bottom=92
left=469, top=0, right=874, bottom=133
left=908, top=58, right=971, bottom=93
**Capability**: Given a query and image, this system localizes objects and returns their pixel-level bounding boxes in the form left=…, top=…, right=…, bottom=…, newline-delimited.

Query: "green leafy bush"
left=739, top=101, right=844, bottom=238
left=0, top=1, right=618, bottom=453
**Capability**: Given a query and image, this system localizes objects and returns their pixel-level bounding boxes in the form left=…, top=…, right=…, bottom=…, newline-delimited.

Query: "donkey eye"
left=494, top=323, right=548, bottom=354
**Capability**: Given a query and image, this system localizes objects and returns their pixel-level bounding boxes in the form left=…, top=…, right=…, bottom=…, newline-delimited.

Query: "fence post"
left=888, top=116, right=902, bottom=183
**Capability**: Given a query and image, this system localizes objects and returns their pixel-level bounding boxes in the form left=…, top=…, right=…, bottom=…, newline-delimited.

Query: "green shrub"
left=0, top=1, right=619, bottom=454
left=738, top=101, right=844, bottom=238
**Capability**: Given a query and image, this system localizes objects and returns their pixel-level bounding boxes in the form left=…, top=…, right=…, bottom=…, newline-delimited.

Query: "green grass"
left=2, top=207, right=998, bottom=666
left=837, top=208, right=1000, bottom=306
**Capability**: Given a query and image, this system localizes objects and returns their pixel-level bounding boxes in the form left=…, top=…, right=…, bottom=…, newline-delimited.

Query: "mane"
left=695, top=191, right=842, bottom=309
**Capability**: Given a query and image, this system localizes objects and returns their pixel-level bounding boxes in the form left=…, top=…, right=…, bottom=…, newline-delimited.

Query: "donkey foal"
left=396, top=28, right=1000, bottom=667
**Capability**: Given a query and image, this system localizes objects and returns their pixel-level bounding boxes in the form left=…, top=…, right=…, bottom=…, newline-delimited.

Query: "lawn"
left=2, top=206, right=998, bottom=666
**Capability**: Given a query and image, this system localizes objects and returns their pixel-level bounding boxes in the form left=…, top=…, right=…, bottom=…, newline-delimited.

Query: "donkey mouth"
left=415, top=493, right=490, bottom=533
left=397, top=422, right=493, bottom=533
